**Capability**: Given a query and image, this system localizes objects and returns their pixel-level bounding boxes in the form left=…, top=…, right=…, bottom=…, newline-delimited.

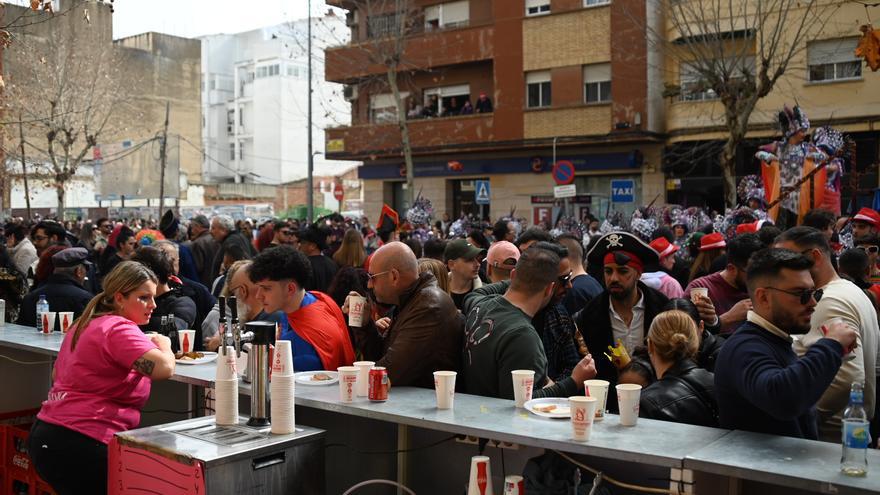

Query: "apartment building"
left=325, top=0, right=666, bottom=223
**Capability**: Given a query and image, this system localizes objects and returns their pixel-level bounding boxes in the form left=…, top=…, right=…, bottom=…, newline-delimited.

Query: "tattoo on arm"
left=133, top=357, right=155, bottom=376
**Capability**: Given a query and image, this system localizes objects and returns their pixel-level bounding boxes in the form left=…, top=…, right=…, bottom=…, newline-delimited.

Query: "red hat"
left=700, top=232, right=727, bottom=251
left=853, top=208, right=880, bottom=228
left=735, top=220, right=771, bottom=235
left=649, top=237, right=679, bottom=259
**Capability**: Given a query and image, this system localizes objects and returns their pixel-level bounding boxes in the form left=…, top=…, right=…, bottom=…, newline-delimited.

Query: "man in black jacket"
left=573, top=232, right=669, bottom=411
left=17, top=248, right=93, bottom=327
left=209, top=215, right=257, bottom=282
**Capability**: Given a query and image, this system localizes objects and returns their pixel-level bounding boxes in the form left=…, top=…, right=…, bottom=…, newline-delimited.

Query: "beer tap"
left=217, top=296, right=227, bottom=356
left=228, top=296, right=241, bottom=357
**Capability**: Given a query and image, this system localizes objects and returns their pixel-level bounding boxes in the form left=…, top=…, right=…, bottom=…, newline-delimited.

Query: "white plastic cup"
left=503, top=475, right=524, bottom=495
left=347, top=294, right=367, bottom=327
left=570, top=396, right=598, bottom=441
left=690, top=287, right=709, bottom=302
left=270, top=374, right=296, bottom=434
left=41, top=312, right=56, bottom=334
left=584, top=379, right=610, bottom=420
left=616, top=383, right=643, bottom=426
left=511, top=370, right=535, bottom=408
left=467, top=455, right=494, bottom=495
left=272, top=340, right=295, bottom=376
left=178, top=330, right=196, bottom=353
left=433, top=371, right=457, bottom=409
left=214, top=379, right=239, bottom=426
left=354, top=361, right=375, bottom=397
left=58, top=312, right=74, bottom=333
left=216, top=346, right=238, bottom=381
left=337, top=366, right=359, bottom=403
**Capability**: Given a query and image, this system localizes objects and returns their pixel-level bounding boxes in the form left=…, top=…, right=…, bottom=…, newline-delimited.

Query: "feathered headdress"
left=778, top=105, right=810, bottom=138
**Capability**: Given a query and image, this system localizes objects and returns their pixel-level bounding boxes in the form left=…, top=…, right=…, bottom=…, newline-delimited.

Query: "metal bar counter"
left=0, top=322, right=64, bottom=356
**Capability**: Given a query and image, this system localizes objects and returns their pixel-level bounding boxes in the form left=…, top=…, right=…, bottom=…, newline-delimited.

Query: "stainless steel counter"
left=0, top=322, right=64, bottom=356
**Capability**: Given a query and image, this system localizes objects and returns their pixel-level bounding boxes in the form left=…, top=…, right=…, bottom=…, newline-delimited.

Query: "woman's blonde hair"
left=71, top=261, right=157, bottom=350
left=647, top=309, right=699, bottom=363
left=418, top=258, right=449, bottom=293
left=332, top=228, right=367, bottom=268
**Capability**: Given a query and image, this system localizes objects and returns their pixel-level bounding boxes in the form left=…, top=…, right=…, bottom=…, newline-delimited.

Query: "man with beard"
left=686, top=233, right=766, bottom=335
left=573, top=232, right=669, bottom=410
left=775, top=227, right=879, bottom=441
left=715, top=248, right=857, bottom=439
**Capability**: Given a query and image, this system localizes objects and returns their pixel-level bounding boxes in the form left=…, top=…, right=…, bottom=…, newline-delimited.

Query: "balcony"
left=325, top=23, right=495, bottom=83
left=326, top=113, right=495, bottom=160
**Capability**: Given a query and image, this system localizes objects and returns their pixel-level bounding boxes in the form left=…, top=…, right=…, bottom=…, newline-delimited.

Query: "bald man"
left=352, top=242, right=462, bottom=388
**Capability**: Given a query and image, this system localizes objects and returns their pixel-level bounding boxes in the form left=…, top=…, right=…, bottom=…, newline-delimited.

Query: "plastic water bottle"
left=35, top=295, right=49, bottom=331
left=841, top=382, right=870, bottom=476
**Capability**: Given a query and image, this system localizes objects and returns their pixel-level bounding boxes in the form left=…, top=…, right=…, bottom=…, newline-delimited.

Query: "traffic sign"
left=475, top=180, right=491, bottom=205
left=552, top=160, right=576, bottom=186
left=554, top=184, right=577, bottom=198
left=333, top=182, right=344, bottom=202
left=611, top=179, right=635, bottom=203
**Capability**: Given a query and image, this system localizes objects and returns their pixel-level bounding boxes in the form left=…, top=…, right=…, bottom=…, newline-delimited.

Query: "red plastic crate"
left=6, top=473, right=34, bottom=495
left=5, top=425, right=34, bottom=480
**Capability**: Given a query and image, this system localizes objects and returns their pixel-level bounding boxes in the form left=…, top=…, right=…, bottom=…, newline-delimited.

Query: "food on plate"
left=310, top=372, right=333, bottom=381
left=175, top=351, right=204, bottom=361
left=533, top=404, right=557, bottom=413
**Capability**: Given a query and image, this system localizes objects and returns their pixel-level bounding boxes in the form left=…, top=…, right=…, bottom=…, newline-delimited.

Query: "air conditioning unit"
left=343, top=85, right=359, bottom=101
left=345, top=11, right=358, bottom=27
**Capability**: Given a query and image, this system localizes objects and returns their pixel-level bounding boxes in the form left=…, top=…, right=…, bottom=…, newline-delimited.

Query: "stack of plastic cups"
left=270, top=340, right=296, bottom=434
left=467, top=455, right=494, bottom=495
left=214, top=346, right=239, bottom=425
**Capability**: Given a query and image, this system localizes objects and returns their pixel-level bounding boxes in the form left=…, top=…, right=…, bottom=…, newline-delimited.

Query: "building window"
left=269, top=64, right=280, bottom=77
left=525, top=0, right=550, bottom=16
left=368, top=12, right=402, bottom=38
left=679, top=57, right=754, bottom=101
left=229, top=142, right=236, bottom=161
left=370, top=92, right=410, bottom=123
left=526, top=71, right=551, bottom=108
left=808, top=38, right=861, bottom=82
left=425, top=1, right=470, bottom=30
left=423, top=84, right=471, bottom=116
left=584, top=0, right=610, bottom=5
left=226, top=109, right=234, bottom=133
left=256, top=66, right=268, bottom=78
left=583, top=63, right=611, bottom=103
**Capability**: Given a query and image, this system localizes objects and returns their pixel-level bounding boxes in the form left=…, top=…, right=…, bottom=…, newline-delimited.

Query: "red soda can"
left=368, top=367, right=389, bottom=401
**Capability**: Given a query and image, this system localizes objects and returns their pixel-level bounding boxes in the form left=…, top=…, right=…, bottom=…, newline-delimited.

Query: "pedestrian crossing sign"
left=475, top=180, right=490, bottom=205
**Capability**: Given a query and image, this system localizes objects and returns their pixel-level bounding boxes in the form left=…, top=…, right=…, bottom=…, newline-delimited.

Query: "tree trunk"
left=55, top=179, right=66, bottom=220
left=387, top=67, right=415, bottom=210
left=720, top=137, right=739, bottom=208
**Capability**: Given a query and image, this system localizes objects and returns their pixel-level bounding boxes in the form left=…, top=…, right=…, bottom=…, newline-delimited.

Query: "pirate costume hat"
left=587, top=231, right=659, bottom=274
left=377, top=204, right=400, bottom=237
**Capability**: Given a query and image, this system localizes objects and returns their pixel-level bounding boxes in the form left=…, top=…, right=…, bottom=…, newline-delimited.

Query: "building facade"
left=200, top=13, right=355, bottom=186
left=325, top=0, right=665, bottom=223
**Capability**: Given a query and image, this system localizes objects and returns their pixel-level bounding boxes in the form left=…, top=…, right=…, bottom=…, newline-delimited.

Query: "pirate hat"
left=377, top=204, right=400, bottom=236
left=587, top=231, right=659, bottom=273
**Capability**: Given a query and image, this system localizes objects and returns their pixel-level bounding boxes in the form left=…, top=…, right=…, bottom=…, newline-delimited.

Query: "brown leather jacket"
left=354, top=272, right=463, bottom=388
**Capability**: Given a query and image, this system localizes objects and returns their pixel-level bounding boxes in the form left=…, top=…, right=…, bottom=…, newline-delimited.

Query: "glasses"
left=857, top=245, right=880, bottom=255
left=280, top=230, right=295, bottom=236
left=556, top=271, right=573, bottom=286
left=763, top=287, right=823, bottom=305
left=367, top=270, right=392, bottom=282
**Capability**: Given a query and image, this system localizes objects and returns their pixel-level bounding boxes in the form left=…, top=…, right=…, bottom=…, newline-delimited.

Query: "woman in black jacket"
left=663, top=298, right=724, bottom=372
left=640, top=309, right=719, bottom=427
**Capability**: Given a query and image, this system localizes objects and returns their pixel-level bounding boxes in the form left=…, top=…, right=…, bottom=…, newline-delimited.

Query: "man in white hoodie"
left=4, top=223, right=37, bottom=277
left=641, top=237, right=684, bottom=299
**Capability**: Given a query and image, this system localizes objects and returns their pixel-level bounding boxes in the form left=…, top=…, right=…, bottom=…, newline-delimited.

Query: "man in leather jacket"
left=353, top=242, right=462, bottom=388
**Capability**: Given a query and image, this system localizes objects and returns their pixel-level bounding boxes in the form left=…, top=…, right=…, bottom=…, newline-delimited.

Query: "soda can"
left=368, top=367, right=389, bottom=402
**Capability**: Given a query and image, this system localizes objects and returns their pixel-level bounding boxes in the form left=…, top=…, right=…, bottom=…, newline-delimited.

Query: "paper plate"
left=524, top=398, right=571, bottom=419
left=175, top=351, right=218, bottom=365
left=294, top=371, right=339, bottom=386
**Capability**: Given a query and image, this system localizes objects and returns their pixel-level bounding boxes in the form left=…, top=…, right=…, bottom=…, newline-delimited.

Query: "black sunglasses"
left=763, top=287, right=823, bottom=305
left=556, top=271, right=573, bottom=286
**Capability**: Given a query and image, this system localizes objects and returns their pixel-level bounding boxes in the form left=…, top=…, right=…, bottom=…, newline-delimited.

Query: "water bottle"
left=841, top=382, right=870, bottom=476
left=35, top=295, right=49, bottom=331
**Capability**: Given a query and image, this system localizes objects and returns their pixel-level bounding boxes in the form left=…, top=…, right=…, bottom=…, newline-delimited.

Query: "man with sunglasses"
left=854, top=235, right=880, bottom=284
left=715, top=248, right=858, bottom=439
left=573, top=232, right=669, bottom=411
left=269, top=220, right=299, bottom=249
left=775, top=227, right=879, bottom=441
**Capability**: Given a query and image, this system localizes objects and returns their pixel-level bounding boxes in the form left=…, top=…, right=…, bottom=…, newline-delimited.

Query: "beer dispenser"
left=242, top=320, right=275, bottom=427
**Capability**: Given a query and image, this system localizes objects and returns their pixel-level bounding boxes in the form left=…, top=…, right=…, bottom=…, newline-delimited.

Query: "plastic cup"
left=433, top=371, right=457, bottom=409
left=503, top=475, right=524, bottom=495
left=616, top=383, right=643, bottom=426
left=570, top=396, right=598, bottom=441
left=41, top=312, right=56, bottom=334
left=272, top=340, right=294, bottom=377
left=337, top=366, right=359, bottom=403
left=690, top=287, right=709, bottom=302
left=467, top=455, right=494, bottom=495
left=216, top=346, right=238, bottom=381
left=347, top=294, right=366, bottom=327
left=178, top=330, right=195, bottom=353
left=511, top=370, right=535, bottom=408
left=58, top=312, right=74, bottom=333
left=214, top=379, right=239, bottom=426
left=584, top=379, right=610, bottom=420
left=823, top=317, right=857, bottom=361
left=270, top=375, right=296, bottom=434
left=354, top=361, right=375, bottom=397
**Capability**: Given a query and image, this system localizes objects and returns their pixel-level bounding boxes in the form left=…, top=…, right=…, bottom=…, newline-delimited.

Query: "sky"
left=112, top=0, right=329, bottom=40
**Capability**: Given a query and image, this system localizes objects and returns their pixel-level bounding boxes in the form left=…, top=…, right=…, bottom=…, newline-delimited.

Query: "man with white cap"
left=641, top=237, right=685, bottom=299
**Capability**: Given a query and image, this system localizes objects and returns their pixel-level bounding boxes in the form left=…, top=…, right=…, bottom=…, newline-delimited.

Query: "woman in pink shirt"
left=28, top=261, right=176, bottom=495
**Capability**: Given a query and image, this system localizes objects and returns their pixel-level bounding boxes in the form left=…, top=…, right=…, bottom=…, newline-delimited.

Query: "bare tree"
left=654, top=0, right=839, bottom=206
left=3, top=2, right=137, bottom=218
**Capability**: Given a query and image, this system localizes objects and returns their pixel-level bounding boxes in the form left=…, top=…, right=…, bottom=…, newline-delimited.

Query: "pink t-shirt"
left=38, top=315, right=158, bottom=444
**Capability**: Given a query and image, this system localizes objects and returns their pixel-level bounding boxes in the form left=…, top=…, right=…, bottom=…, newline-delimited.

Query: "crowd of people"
left=5, top=199, right=880, bottom=492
